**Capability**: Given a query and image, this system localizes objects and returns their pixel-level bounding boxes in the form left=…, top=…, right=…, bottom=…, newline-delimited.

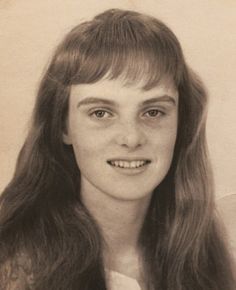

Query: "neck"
left=81, top=184, right=152, bottom=258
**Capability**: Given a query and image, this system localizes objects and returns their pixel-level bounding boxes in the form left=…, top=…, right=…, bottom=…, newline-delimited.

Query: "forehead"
left=70, top=77, right=178, bottom=107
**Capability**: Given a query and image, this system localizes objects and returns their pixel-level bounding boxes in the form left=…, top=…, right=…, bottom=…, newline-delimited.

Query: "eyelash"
left=89, top=108, right=165, bottom=120
left=143, top=109, right=165, bottom=118
left=90, top=109, right=113, bottom=119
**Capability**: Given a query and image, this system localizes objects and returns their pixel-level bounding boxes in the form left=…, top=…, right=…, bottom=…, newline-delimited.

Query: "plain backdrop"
left=0, top=0, right=236, bottom=199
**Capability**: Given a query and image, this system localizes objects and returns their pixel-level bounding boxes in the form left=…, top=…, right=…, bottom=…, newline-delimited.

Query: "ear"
left=62, top=117, right=72, bottom=145
left=62, top=132, right=72, bottom=145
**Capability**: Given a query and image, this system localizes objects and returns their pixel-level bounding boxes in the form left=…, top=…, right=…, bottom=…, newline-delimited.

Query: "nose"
left=115, top=120, right=147, bottom=150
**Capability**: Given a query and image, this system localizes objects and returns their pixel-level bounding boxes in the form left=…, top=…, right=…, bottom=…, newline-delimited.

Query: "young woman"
left=0, top=8, right=235, bottom=290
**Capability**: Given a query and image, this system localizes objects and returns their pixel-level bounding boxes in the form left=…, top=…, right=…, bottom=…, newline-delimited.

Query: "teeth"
left=109, top=160, right=149, bottom=168
left=124, top=161, right=129, bottom=168
left=131, top=161, right=136, bottom=168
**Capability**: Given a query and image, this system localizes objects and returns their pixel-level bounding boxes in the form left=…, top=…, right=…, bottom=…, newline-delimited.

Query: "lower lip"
left=108, top=162, right=150, bottom=175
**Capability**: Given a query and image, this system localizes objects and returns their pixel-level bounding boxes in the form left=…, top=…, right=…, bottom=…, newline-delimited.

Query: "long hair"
left=0, top=9, right=235, bottom=290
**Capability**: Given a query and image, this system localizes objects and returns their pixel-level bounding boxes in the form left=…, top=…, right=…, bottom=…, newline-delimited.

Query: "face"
left=63, top=77, right=178, bottom=202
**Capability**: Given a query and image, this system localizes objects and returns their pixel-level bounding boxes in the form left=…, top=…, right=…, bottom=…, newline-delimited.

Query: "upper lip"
left=107, top=157, right=151, bottom=162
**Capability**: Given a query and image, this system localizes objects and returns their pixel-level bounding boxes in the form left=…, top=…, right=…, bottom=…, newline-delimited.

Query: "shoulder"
left=0, top=252, right=34, bottom=290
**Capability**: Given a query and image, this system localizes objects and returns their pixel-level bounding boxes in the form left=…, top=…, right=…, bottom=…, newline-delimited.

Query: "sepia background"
left=0, top=0, right=236, bottom=200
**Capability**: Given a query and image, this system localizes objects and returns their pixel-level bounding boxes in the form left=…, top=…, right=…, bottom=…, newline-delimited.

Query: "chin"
left=101, top=182, right=156, bottom=202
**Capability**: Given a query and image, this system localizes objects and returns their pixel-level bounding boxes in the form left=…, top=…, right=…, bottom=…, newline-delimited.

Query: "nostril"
left=116, top=129, right=147, bottom=149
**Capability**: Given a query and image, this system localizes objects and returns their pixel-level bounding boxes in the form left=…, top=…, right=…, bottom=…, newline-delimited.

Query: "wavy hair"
left=0, top=8, right=235, bottom=290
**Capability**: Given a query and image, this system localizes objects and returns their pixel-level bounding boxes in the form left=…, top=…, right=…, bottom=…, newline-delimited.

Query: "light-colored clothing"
left=1, top=259, right=142, bottom=290
left=106, top=270, right=141, bottom=290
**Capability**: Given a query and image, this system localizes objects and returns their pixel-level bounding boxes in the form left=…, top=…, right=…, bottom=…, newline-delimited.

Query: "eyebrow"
left=141, top=95, right=177, bottom=106
left=76, top=95, right=177, bottom=108
left=77, top=97, right=116, bottom=108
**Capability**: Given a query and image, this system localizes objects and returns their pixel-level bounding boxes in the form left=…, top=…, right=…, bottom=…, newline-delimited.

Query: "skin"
left=63, top=77, right=178, bottom=282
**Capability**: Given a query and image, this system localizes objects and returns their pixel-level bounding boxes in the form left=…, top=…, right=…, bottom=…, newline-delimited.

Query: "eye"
left=144, top=109, right=164, bottom=118
left=90, top=109, right=112, bottom=119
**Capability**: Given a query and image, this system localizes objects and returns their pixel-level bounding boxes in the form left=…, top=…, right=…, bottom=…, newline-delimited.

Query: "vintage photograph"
left=0, top=1, right=235, bottom=289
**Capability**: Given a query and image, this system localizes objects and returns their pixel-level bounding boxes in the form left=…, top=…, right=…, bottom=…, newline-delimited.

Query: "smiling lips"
left=108, top=159, right=151, bottom=169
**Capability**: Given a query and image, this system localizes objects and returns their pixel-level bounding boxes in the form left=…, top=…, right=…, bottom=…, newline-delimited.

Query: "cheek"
left=71, top=143, right=96, bottom=177
left=151, top=124, right=177, bottom=163
left=69, top=129, right=105, bottom=171
left=153, top=118, right=178, bottom=144
left=164, top=127, right=178, bottom=150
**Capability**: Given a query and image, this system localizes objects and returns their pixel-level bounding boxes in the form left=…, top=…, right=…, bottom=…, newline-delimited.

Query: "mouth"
left=107, top=159, right=151, bottom=169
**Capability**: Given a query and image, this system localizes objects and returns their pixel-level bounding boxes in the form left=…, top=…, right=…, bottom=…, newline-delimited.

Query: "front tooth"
left=130, top=161, right=136, bottom=168
left=124, top=161, right=129, bottom=168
